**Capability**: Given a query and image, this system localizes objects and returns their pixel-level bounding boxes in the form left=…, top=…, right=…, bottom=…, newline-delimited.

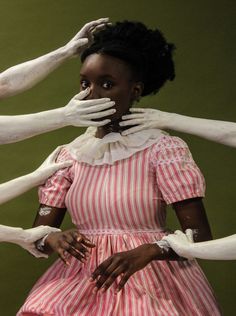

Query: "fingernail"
left=101, top=288, right=106, bottom=293
left=89, top=277, right=94, bottom=282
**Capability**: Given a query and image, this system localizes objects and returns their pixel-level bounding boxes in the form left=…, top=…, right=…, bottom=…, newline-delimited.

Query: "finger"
left=185, top=229, right=194, bottom=242
left=121, top=114, right=144, bottom=120
left=81, top=102, right=115, bottom=113
left=81, top=238, right=96, bottom=248
left=91, top=23, right=109, bottom=34
left=174, top=230, right=185, bottom=237
left=76, top=38, right=89, bottom=46
left=57, top=248, right=70, bottom=265
left=81, top=109, right=115, bottom=120
left=92, top=119, right=111, bottom=127
left=54, top=160, right=73, bottom=169
left=86, top=119, right=111, bottom=127
left=120, top=119, right=144, bottom=127
left=94, top=260, right=122, bottom=290
left=45, top=146, right=64, bottom=164
left=75, top=18, right=109, bottom=39
left=74, top=88, right=90, bottom=100
left=100, top=265, right=126, bottom=292
left=117, top=272, right=131, bottom=292
left=80, top=99, right=114, bottom=108
left=85, top=18, right=109, bottom=31
left=91, top=258, right=112, bottom=281
left=27, top=247, right=48, bottom=259
left=129, top=108, right=147, bottom=113
left=60, top=241, right=87, bottom=262
left=121, top=125, right=145, bottom=136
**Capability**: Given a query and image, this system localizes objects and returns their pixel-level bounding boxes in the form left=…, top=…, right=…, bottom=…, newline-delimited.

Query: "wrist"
left=160, top=111, right=173, bottom=129
left=148, top=243, right=167, bottom=260
left=35, top=233, right=50, bottom=252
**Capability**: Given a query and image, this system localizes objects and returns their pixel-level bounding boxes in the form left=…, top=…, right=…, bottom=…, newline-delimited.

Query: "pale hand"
left=64, top=18, right=110, bottom=57
left=33, top=146, right=73, bottom=185
left=162, top=229, right=194, bottom=259
left=63, top=88, right=115, bottom=127
left=120, top=108, right=170, bottom=135
left=15, top=226, right=61, bottom=258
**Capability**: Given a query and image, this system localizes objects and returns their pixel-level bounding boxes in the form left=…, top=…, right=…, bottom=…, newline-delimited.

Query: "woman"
left=120, top=108, right=236, bottom=260
left=18, top=21, right=221, bottom=315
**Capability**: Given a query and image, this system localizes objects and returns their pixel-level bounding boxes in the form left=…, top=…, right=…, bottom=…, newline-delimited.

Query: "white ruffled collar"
left=66, top=127, right=166, bottom=165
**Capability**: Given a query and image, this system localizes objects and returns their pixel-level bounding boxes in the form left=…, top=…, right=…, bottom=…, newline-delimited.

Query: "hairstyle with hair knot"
left=81, top=21, right=175, bottom=97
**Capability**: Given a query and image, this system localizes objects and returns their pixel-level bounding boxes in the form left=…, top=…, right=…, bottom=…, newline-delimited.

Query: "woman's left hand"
left=91, top=244, right=156, bottom=293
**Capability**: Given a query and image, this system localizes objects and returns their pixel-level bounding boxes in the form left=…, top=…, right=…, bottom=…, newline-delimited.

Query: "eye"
left=80, top=80, right=90, bottom=90
left=102, top=80, right=114, bottom=90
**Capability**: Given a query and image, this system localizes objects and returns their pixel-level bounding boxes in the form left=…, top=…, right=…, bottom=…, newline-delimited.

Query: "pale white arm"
left=121, top=108, right=236, bottom=148
left=0, top=89, right=115, bottom=144
left=0, top=225, right=60, bottom=258
left=0, top=18, right=109, bottom=99
left=0, top=146, right=72, bottom=204
left=0, top=147, right=72, bottom=257
left=162, top=230, right=236, bottom=260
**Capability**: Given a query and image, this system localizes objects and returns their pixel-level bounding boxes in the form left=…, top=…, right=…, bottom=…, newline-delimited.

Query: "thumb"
left=56, top=160, right=73, bottom=169
left=74, top=88, right=90, bottom=100
left=77, top=38, right=89, bottom=46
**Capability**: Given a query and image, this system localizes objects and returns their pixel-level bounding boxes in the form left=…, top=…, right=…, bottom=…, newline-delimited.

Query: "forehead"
left=80, top=53, right=133, bottom=80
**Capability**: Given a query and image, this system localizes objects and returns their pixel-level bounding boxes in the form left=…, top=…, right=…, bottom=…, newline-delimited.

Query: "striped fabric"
left=18, top=135, right=221, bottom=316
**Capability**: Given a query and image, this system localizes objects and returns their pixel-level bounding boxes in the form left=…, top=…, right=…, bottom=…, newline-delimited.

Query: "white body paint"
left=162, top=230, right=236, bottom=260
left=0, top=225, right=60, bottom=258
left=0, top=18, right=109, bottom=99
left=0, top=18, right=114, bottom=256
left=121, top=108, right=236, bottom=148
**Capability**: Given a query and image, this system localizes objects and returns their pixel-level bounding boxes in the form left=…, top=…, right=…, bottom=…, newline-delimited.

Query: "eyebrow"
left=80, top=73, right=117, bottom=80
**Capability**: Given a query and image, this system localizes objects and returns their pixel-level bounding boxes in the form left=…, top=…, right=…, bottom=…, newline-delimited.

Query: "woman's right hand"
left=44, top=228, right=95, bottom=265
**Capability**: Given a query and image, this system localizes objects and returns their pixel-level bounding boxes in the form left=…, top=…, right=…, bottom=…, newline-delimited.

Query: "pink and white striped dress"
left=18, top=130, right=221, bottom=316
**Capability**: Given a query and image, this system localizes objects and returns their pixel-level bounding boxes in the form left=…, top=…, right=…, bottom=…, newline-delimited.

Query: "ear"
left=131, top=82, right=144, bottom=102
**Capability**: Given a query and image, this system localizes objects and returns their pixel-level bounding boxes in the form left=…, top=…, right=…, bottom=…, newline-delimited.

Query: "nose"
left=85, top=85, right=101, bottom=100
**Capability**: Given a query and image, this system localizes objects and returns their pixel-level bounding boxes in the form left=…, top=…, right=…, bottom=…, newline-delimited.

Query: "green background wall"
left=0, top=0, right=235, bottom=315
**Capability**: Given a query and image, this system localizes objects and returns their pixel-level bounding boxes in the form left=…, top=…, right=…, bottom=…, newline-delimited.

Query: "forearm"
left=0, top=172, right=42, bottom=205
left=0, top=46, right=70, bottom=99
left=0, top=108, right=67, bottom=144
left=0, top=225, right=25, bottom=243
left=186, top=235, right=236, bottom=260
left=33, top=205, right=66, bottom=255
left=166, top=113, right=236, bottom=148
left=146, top=242, right=182, bottom=261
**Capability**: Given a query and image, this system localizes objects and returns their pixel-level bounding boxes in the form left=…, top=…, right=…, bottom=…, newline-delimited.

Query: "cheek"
left=111, top=92, right=133, bottom=118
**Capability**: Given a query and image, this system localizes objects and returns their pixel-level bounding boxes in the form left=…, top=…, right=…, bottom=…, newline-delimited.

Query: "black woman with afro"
left=18, top=21, right=221, bottom=316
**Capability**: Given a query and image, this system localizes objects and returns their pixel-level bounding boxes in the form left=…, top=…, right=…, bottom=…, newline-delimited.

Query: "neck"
left=96, top=118, right=125, bottom=138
